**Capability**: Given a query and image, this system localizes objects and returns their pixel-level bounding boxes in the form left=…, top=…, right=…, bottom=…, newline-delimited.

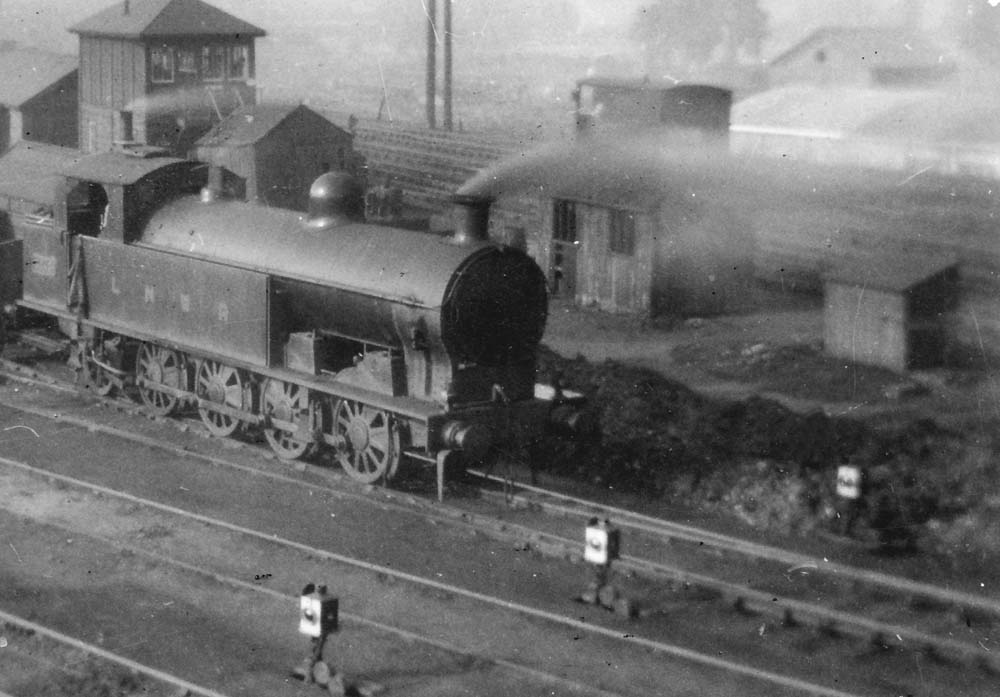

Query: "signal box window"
left=151, top=47, right=175, bottom=83
left=228, top=46, right=250, bottom=79
left=553, top=200, right=577, bottom=243
left=177, top=49, right=197, bottom=75
left=202, top=46, right=226, bottom=81
left=609, top=208, right=635, bottom=255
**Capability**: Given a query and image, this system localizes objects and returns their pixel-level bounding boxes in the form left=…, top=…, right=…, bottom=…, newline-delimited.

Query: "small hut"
left=823, top=257, right=959, bottom=372
left=194, top=103, right=355, bottom=211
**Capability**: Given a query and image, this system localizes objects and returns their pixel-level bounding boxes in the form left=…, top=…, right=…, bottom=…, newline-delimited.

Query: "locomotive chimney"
left=450, top=194, right=492, bottom=244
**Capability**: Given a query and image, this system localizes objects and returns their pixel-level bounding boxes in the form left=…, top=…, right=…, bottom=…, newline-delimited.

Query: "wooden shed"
left=193, top=103, right=356, bottom=211
left=485, top=145, right=755, bottom=317
left=823, top=257, right=959, bottom=372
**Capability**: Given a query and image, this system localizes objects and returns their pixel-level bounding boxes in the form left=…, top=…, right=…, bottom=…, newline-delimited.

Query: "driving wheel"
left=135, top=342, right=184, bottom=416
left=328, top=398, right=400, bottom=483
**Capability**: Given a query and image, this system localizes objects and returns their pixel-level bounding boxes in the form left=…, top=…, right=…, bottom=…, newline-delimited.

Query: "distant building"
left=194, top=103, right=356, bottom=211
left=731, top=85, right=1000, bottom=179
left=573, top=77, right=732, bottom=142
left=70, top=0, right=265, bottom=155
left=767, top=26, right=955, bottom=89
left=0, top=46, right=78, bottom=151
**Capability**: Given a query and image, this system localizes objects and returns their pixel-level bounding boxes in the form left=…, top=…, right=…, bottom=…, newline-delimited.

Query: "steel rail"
left=467, top=469, right=1000, bottom=619
left=1, top=372, right=997, bottom=674
left=406, top=484, right=1000, bottom=672
left=0, top=608, right=231, bottom=697
left=0, top=453, right=863, bottom=697
left=3, top=364, right=1000, bottom=648
left=2, top=364, right=994, bottom=677
left=1, top=510, right=627, bottom=697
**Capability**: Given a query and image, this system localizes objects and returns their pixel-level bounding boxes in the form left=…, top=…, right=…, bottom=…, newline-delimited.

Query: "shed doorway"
left=551, top=199, right=578, bottom=298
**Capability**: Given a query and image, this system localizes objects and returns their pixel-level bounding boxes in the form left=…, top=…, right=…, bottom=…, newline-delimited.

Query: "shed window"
left=151, top=47, right=175, bottom=83
left=553, top=200, right=577, bottom=242
left=228, top=46, right=250, bottom=79
left=609, top=208, right=635, bottom=255
left=202, top=46, right=226, bottom=81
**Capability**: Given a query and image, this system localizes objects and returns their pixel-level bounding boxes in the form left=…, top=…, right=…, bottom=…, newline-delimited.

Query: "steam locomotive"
left=0, top=148, right=586, bottom=490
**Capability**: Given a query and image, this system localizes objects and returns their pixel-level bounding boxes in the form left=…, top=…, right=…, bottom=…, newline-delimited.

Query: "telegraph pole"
left=443, top=0, right=453, bottom=131
left=426, top=0, right=454, bottom=131
left=425, top=0, right=437, bottom=129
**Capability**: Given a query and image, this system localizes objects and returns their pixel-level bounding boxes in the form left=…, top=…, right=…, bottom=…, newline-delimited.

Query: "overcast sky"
left=0, top=0, right=968, bottom=57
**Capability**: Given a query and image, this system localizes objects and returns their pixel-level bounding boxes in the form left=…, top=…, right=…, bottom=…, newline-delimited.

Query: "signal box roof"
left=70, top=0, right=265, bottom=39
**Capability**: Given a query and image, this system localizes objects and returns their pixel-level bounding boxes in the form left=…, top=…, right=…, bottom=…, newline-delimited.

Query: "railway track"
left=0, top=445, right=860, bottom=696
left=1, top=349, right=998, bottom=695
left=463, top=470, right=1000, bottom=666
left=0, top=460, right=636, bottom=697
left=0, top=609, right=227, bottom=697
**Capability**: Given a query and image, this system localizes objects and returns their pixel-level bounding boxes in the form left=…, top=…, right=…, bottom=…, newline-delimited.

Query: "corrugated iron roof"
left=0, top=47, right=77, bottom=108
left=0, top=142, right=82, bottom=205
left=70, top=0, right=265, bottom=39
left=196, top=103, right=308, bottom=147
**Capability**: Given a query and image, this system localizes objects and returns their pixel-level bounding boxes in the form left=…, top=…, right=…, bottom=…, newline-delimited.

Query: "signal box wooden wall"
left=70, top=0, right=265, bottom=156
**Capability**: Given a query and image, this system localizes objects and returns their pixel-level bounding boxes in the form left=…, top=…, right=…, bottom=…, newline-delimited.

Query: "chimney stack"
left=451, top=194, right=492, bottom=244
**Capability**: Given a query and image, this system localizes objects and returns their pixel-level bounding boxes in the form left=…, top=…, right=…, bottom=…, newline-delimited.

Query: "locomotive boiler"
left=0, top=149, right=583, bottom=491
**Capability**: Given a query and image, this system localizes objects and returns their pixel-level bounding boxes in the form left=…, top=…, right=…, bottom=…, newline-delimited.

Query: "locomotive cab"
left=65, top=182, right=108, bottom=239
left=57, top=153, right=208, bottom=244
left=11, top=152, right=204, bottom=323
